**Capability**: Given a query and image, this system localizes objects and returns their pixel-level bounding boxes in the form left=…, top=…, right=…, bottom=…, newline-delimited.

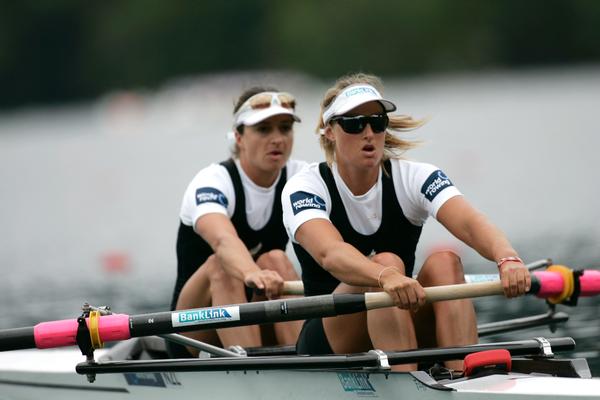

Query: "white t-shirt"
left=282, top=159, right=462, bottom=242
left=180, top=159, right=308, bottom=232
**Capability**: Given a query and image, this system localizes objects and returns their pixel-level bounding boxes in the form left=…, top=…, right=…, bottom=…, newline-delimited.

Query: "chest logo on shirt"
left=421, top=170, right=453, bottom=202
left=195, top=187, right=228, bottom=207
left=290, top=191, right=326, bottom=215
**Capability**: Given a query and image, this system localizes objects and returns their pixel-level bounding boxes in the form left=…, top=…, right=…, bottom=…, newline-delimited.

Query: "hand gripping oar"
left=264, top=259, right=556, bottom=296
left=0, top=280, right=500, bottom=352
left=283, top=266, right=600, bottom=301
left=1, top=268, right=599, bottom=353
left=280, top=277, right=507, bottom=296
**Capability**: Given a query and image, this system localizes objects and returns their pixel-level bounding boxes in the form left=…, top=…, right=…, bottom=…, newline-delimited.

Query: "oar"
left=281, top=275, right=503, bottom=296
left=274, top=258, right=555, bottom=296
left=2, top=268, right=599, bottom=353
left=283, top=280, right=305, bottom=295
left=283, top=267, right=600, bottom=298
left=0, top=281, right=500, bottom=352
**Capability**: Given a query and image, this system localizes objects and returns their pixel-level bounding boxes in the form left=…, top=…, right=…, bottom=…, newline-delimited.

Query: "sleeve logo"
left=195, top=187, right=228, bottom=207
left=420, top=170, right=453, bottom=202
left=290, top=191, right=326, bottom=215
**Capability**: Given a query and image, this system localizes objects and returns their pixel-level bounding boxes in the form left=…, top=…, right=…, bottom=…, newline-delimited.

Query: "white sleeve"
left=179, top=164, right=235, bottom=230
left=285, top=159, right=310, bottom=178
left=281, top=164, right=331, bottom=243
left=392, top=160, right=462, bottom=225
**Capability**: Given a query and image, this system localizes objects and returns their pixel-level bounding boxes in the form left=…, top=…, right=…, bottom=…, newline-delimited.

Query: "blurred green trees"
left=2, top=0, right=599, bottom=109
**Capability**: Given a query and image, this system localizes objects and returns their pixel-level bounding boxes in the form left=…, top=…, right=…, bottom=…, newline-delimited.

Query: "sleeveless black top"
left=293, top=161, right=423, bottom=297
left=171, top=159, right=288, bottom=309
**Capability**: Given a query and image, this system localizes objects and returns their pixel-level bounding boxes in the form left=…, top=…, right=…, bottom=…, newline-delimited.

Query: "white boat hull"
left=1, top=347, right=600, bottom=400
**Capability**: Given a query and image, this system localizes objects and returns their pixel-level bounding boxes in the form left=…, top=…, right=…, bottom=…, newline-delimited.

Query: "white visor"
left=322, top=84, right=396, bottom=124
left=233, top=92, right=301, bottom=128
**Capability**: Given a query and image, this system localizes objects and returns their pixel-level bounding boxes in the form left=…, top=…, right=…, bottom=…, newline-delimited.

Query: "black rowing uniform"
left=172, top=158, right=307, bottom=310
left=281, top=159, right=461, bottom=354
left=167, top=158, right=306, bottom=358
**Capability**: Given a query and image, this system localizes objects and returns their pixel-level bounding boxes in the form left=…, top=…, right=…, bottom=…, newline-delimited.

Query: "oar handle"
left=282, top=274, right=506, bottom=296
left=283, top=281, right=305, bottom=296
left=365, top=281, right=504, bottom=309
left=253, top=281, right=305, bottom=297
left=283, top=269, right=600, bottom=297
left=282, top=278, right=505, bottom=297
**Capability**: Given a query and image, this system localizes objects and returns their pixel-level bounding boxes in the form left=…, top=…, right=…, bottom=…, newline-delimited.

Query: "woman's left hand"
left=499, top=262, right=531, bottom=298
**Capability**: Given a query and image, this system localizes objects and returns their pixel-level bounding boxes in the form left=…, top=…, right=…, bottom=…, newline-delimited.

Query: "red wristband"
left=497, top=256, right=524, bottom=269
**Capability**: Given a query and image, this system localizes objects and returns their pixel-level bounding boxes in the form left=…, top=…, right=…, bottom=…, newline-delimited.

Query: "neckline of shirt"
left=331, top=162, right=381, bottom=201
left=234, top=159, right=282, bottom=193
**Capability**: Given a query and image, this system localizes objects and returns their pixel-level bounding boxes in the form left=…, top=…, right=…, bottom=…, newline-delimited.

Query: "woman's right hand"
left=243, top=269, right=284, bottom=299
left=379, top=268, right=426, bottom=311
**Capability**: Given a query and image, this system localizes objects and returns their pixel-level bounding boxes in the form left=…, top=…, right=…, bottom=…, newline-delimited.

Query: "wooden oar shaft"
left=283, top=281, right=305, bottom=295
left=282, top=274, right=506, bottom=296
left=365, top=281, right=504, bottom=309
left=282, top=258, right=549, bottom=296
left=283, top=269, right=600, bottom=297
left=284, top=277, right=505, bottom=297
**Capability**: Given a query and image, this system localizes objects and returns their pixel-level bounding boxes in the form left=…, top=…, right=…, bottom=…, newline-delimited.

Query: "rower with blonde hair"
left=282, top=73, right=530, bottom=371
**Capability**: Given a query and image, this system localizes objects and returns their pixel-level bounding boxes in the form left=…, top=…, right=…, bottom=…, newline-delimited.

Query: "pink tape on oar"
left=34, top=319, right=79, bottom=349
left=532, top=269, right=600, bottom=299
left=532, top=271, right=564, bottom=297
left=579, top=270, right=600, bottom=296
left=33, top=314, right=131, bottom=349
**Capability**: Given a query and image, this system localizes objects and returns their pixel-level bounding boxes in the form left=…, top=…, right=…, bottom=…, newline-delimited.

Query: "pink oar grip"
left=579, top=270, right=600, bottom=296
left=532, top=271, right=564, bottom=297
left=97, top=313, right=131, bottom=342
left=33, top=314, right=131, bottom=349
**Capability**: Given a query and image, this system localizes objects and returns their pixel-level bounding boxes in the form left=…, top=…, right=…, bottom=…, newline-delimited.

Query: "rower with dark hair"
left=170, top=87, right=306, bottom=357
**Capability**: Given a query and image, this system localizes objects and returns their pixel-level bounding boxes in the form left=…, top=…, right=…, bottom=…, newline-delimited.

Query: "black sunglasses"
left=330, top=114, right=389, bottom=134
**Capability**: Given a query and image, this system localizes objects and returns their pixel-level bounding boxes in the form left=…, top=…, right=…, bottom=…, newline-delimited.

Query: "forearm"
left=213, top=235, right=259, bottom=281
left=458, top=212, right=519, bottom=262
left=296, top=220, right=397, bottom=287
left=319, top=242, right=385, bottom=287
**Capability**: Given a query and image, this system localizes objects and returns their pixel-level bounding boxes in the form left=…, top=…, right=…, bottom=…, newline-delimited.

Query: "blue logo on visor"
left=195, top=187, right=228, bottom=207
left=420, top=170, right=453, bottom=202
left=344, top=86, right=377, bottom=98
left=290, top=191, right=326, bottom=215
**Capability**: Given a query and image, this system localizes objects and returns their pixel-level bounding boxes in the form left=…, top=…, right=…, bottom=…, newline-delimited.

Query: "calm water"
left=1, top=68, right=599, bottom=374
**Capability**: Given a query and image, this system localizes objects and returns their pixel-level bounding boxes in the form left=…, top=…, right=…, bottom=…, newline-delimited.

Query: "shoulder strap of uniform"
left=276, top=166, right=287, bottom=192
left=271, top=166, right=287, bottom=215
left=381, top=158, right=404, bottom=215
left=219, top=158, right=244, bottom=217
left=317, top=162, right=334, bottom=188
left=382, top=159, right=392, bottom=180
left=220, top=158, right=238, bottom=181
left=318, top=161, right=349, bottom=224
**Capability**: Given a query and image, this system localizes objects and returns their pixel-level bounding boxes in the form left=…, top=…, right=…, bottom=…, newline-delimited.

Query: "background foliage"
left=2, top=0, right=600, bottom=109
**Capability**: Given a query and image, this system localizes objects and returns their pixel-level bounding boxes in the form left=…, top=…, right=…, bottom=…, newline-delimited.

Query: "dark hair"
left=230, top=86, right=279, bottom=158
left=233, top=86, right=279, bottom=134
